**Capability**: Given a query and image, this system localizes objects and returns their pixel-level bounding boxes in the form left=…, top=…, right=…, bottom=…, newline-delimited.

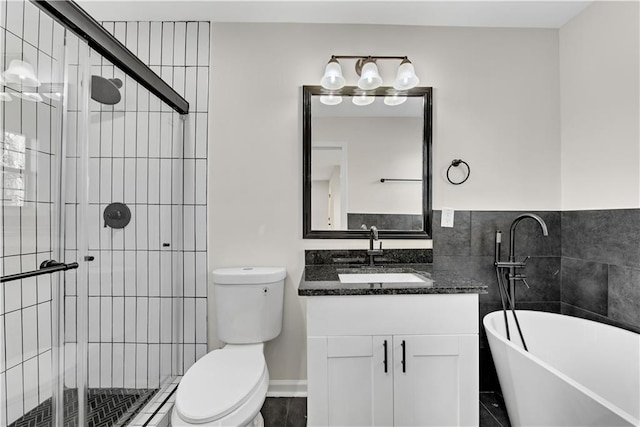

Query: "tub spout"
left=508, top=213, right=548, bottom=262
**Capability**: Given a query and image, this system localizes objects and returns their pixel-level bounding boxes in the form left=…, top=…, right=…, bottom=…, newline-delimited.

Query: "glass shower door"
left=1, top=2, right=76, bottom=425
left=62, top=37, right=185, bottom=426
left=2, top=4, right=186, bottom=425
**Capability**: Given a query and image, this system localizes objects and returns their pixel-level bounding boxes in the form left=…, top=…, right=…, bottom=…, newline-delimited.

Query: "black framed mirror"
left=303, top=85, right=432, bottom=239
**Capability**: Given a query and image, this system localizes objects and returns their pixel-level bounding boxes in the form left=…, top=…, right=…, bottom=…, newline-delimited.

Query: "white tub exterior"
left=484, top=310, right=640, bottom=427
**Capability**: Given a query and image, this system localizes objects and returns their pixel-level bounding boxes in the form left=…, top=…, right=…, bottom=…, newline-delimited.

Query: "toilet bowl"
left=171, top=344, right=268, bottom=426
left=171, top=267, right=286, bottom=427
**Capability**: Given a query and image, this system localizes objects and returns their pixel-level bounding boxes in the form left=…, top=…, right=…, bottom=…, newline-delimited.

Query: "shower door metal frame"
left=32, top=0, right=189, bottom=115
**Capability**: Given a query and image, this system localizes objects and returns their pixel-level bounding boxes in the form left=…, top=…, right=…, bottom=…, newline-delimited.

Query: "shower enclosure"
left=1, top=1, right=194, bottom=425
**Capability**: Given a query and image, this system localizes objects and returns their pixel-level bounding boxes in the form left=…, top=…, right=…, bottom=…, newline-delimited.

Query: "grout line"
left=19, top=0, right=27, bottom=416
left=133, top=20, right=140, bottom=391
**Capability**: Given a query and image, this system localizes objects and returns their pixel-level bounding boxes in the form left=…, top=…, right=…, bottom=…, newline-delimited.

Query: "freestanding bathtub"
left=484, top=310, right=640, bottom=426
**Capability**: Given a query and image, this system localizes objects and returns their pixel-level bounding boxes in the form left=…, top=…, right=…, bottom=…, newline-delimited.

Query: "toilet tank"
left=212, top=267, right=286, bottom=344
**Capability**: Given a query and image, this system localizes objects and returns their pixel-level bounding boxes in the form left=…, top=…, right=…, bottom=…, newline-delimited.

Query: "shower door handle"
left=0, top=260, right=79, bottom=283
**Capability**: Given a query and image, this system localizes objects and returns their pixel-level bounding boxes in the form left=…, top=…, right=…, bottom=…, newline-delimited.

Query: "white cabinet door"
left=307, top=335, right=393, bottom=426
left=393, top=335, right=479, bottom=427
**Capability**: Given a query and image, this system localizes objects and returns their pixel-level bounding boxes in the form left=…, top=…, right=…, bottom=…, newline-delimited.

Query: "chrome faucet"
left=367, top=226, right=383, bottom=266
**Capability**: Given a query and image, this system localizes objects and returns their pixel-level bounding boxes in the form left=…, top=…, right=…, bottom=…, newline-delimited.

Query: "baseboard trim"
left=267, top=380, right=308, bottom=397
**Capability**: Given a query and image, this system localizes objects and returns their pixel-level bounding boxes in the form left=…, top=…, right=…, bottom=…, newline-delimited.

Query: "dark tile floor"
left=479, top=392, right=511, bottom=427
left=262, top=393, right=511, bottom=427
left=262, top=397, right=307, bottom=427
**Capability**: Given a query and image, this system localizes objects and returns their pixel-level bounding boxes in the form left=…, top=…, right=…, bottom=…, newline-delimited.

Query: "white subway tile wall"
left=62, top=20, right=210, bottom=392
left=0, top=4, right=210, bottom=424
left=1, top=0, right=64, bottom=423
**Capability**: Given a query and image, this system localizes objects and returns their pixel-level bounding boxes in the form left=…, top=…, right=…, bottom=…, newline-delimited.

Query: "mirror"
left=303, top=85, right=432, bottom=239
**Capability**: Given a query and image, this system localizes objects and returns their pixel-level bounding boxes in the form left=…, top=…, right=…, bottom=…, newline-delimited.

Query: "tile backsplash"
left=305, top=248, right=432, bottom=266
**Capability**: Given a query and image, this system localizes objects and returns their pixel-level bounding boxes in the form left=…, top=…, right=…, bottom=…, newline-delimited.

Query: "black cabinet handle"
left=401, top=340, right=406, bottom=373
left=383, top=340, right=388, bottom=373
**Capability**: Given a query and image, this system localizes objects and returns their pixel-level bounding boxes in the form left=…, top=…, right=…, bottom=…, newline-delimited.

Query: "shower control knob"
left=103, top=202, right=131, bottom=229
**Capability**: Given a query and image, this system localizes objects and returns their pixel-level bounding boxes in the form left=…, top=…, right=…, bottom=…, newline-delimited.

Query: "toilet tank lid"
left=212, top=267, right=286, bottom=284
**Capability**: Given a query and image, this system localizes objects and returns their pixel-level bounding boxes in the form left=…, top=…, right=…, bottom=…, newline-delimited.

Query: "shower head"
left=91, top=75, right=122, bottom=105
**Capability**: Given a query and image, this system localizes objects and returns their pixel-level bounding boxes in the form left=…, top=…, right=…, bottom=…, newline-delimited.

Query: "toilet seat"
left=175, top=344, right=266, bottom=424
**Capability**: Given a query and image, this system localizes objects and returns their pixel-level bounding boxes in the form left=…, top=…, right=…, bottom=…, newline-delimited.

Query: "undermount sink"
left=338, top=272, right=427, bottom=284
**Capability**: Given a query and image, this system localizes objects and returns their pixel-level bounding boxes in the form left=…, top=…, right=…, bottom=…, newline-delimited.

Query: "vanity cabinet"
left=306, top=294, right=479, bottom=426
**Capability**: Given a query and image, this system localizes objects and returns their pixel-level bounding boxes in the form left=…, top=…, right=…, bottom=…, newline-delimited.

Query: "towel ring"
left=446, top=159, right=470, bottom=185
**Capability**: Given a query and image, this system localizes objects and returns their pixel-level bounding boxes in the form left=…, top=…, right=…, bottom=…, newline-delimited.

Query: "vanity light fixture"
left=352, top=92, right=375, bottom=106
left=357, top=58, right=382, bottom=90
left=319, top=93, right=342, bottom=106
left=16, top=92, right=43, bottom=103
left=3, top=60, right=41, bottom=87
left=320, top=55, right=419, bottom=91
left=41, top=83, right=63, bottom=102
left=394, top=58, right=420, bottom=90
left=320, top=57, right=346, bottom=90
left=384, top=94, right=407, bottom=106
left=42, top=92, right=62, bottom=101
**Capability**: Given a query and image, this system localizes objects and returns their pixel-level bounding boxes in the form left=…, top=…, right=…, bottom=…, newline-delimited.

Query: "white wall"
left=311, top=180, right=329, bottom=229
left=314, top=117, right=423, bottom=215
left=559, top=1, right=640, bottom=210
left=209, top=22, right=561, bottom=381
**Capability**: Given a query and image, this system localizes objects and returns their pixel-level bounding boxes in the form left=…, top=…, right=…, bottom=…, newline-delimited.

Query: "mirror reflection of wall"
left=311, top=144, right=347, bottom=230
left=311, top=99, right=423, bottom=231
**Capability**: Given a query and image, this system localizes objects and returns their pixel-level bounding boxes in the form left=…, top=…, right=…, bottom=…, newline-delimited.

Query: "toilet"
left=171, top=267, right=286, bottom=426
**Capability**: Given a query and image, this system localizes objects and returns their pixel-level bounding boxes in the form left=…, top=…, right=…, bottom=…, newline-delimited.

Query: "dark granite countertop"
left=299, top=263, right=488, bottom=296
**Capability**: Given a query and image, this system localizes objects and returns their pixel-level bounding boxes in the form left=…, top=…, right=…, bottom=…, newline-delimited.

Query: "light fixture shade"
left=320, top=58, right=345, bottom=90
left=42, top=92, right=62, bottom=102
left=3, top=60, right=41, bottom=87
left=352, top=93, right=375, bottom=106
left=16, top=92, right=43, bottom=102
left=393, top=59, right=419, bottom=90
left=320, top=94, right=342, bottom=106
left=384, top=94, right=407, bottom=106
left=358, top=61, right=382, bottom=90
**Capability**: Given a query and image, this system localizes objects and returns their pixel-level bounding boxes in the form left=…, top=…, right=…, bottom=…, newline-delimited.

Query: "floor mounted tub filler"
left=484, top=310, right=639, bottom=427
